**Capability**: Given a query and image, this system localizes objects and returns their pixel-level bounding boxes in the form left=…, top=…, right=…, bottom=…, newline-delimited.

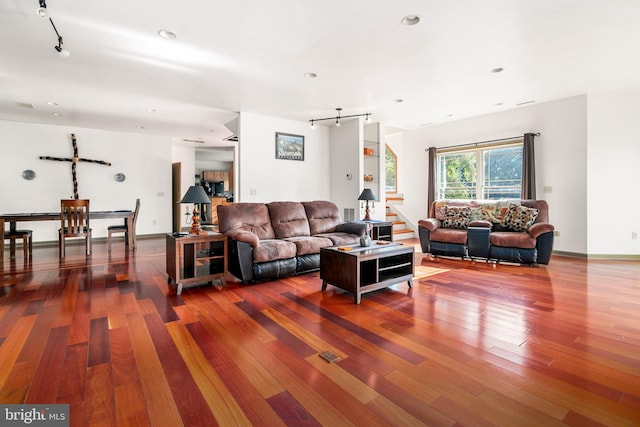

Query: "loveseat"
left=217, top=201, right=366, bottom=283
left=418, top=199, right=554, bottom=265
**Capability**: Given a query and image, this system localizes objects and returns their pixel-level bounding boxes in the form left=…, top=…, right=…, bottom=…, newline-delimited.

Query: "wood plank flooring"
left=1, top=237, right=639, bottom=426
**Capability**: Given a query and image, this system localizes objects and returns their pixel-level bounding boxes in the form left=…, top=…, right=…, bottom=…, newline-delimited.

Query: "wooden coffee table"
left=320, top=242, right=414, bottom=304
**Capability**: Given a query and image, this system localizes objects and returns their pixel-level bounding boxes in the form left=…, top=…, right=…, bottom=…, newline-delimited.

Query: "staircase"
left=386, top=195, right=415, bottom=241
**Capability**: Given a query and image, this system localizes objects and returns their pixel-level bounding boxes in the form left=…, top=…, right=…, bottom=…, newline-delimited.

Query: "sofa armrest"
left=224, top=229, right=260, bottom=248
left=335, top=222, right=367, bottom=236
left=418, top=218, right=440, bottom=232
left=528, top=223, right=555, bottom=239
left=469, top=220, right=492, bottom=228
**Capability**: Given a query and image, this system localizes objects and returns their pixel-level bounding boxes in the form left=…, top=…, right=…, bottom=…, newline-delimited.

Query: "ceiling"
left=1, top=1, right=640, bottom=147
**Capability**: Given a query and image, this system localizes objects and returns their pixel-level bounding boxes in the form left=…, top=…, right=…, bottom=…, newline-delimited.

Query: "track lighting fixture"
left=37, top=0, right=47, bottom=17
left=48, top=17, right=70, bottom=58
left=309, top=108, right=372, bottom=129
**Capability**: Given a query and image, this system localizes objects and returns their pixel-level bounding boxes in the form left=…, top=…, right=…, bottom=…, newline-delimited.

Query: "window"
left=385, top=145, right=397, bottom=193
left=437, top=141, right=522, bottom=200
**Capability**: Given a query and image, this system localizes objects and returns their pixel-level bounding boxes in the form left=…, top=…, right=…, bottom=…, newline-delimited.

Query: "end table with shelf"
left=353, top=220, right=393, bottom=242
left=166, top=232, right=227, bottom=295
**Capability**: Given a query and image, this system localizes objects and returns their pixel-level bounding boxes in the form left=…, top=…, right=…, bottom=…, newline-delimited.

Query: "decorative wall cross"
left=39, top=133, right=111, bottom=199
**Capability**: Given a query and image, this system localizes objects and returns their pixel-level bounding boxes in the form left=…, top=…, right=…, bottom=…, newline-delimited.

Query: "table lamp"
left=358, top=188, right=377, bottom=221
left=180, top=185, right=211, bottom=235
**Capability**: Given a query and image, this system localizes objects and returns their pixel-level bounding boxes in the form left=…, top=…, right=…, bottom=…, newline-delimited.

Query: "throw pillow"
left=501, top=205, right=539, bottom=232
left=482, top=200, right=519, bottom=223
left=441, top=206, right=470, bottom=229
left=434, top=201, right=448, bottom=220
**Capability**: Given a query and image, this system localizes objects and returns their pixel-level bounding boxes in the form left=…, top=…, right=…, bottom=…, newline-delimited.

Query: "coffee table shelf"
left=320, top=242, right=414, bottom=304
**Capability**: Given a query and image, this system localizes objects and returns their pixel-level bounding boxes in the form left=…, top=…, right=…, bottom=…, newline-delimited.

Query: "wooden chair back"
left=60, top=199, right=90, bottom=237
left=132, top=198, right=141, bottom=229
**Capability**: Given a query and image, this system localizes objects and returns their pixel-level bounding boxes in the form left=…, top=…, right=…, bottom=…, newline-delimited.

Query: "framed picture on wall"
left=275, top=132, right=304, bottom=161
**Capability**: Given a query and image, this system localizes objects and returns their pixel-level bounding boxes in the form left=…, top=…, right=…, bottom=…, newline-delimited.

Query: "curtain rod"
left=425, top=132, right=540, bottom=152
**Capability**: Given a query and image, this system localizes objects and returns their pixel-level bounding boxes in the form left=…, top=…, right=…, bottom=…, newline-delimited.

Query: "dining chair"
left=59, top=199, right=91, bottom=257
left=107, top=198, right=140, bottom=251
left=4, top=229, right=33, bottom=259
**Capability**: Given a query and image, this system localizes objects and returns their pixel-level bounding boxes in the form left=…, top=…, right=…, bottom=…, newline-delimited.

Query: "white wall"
left=330, top=118, right=363, bottom=220
left=0, top=120, right=173, bottom=242
left=237, top=112, right=331, bottom=202
left=587, top=89, right=640, bottom=256
left=400, top=95, right=588, bottom=255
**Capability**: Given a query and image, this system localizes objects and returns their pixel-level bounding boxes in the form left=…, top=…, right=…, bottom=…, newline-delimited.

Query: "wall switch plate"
left=543, top=186, right=552, bottom=193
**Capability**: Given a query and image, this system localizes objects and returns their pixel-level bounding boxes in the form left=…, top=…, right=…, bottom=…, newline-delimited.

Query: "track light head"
left=37, top=0, right=48, bottom=17
left=48, top=18, right=70, bottom=58
left=55, top=45, right=70, bottom=58
left=310, top=120, right=315, bottom=130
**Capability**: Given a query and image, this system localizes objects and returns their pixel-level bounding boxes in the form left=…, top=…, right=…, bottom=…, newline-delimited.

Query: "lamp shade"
left=180, top=185, right=211, bottom=204
left=358, top=188, right=377, bottom=202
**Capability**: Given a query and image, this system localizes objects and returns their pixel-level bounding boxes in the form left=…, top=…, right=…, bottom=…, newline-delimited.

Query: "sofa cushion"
left=429, top=228, right=468, bottom=244
left=302, top=201, right=342, bottom=235
left=217, top=203, right=275, bottom=240
left=490, top=231, right=536, bottom=249
left=315, top=232, right=361, bottom=246
left=284, top=236, right=333, bottom=256
left=253, top=239, right=297, bottom=263
left=501, top=204, right=539, bottom=232
left=267, top=202, right=311, bottom=238
left=441, top=206, right=470, bottom=229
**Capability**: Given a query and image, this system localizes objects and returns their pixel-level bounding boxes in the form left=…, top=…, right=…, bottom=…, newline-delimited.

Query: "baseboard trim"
left=552, top=250, right=587, bottom=258
left=3, top=233, right=167, bottom=249
left=552, top=250, right=640, bottom=260
left=587, top=253, right=640, bottom=260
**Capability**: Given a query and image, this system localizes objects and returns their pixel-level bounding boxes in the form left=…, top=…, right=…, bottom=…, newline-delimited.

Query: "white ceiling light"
left=401, top=15, right=421, bottom=26
left=158, top=29, right=177, bottom=40
left=304, top=72, right=317, bottom=79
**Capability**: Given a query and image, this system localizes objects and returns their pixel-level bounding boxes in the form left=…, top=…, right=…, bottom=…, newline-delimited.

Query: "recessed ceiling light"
left=137, top=125, right=145, bottom=129
left=491, top=67, right=504, bottom=73
left=401, top=15, right=421, bottom=26
left=207, top=129, right=215, bottom=133
left=158, top=29, right=177, bottom=40
left=494, top=102, right=504, bottom=106
left=45, top=101, right=58, bottom=106
left=304, top=72, right=317, bottom=79
left=447, top=114, right=454, bottom=117
left=395, top=99, right=404, bottom=103
left=52, top=112, right=63, bottom=117
left=145, top=108, right=156, bottom=113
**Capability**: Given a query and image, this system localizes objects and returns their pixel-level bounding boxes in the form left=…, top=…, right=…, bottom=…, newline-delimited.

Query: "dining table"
left=1, top=210, right=134, bottom=263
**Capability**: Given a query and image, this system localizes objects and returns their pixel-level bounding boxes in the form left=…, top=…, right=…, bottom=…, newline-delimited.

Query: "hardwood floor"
left=1, top=237, right=639, bottom=426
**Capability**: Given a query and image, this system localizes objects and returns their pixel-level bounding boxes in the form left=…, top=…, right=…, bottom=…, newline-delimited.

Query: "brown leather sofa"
left=217, top=200, right=366, bottom=283
left=418, top=199, right=555, bottom=265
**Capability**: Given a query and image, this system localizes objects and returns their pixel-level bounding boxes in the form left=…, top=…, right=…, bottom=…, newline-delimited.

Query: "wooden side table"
left=353, top=220, right=394, bottom=242
left=166, top=232, right=227, bottom=295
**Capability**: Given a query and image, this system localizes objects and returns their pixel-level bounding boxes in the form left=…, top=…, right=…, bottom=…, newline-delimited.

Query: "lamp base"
left=188, top=213, right=207, bottom=235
